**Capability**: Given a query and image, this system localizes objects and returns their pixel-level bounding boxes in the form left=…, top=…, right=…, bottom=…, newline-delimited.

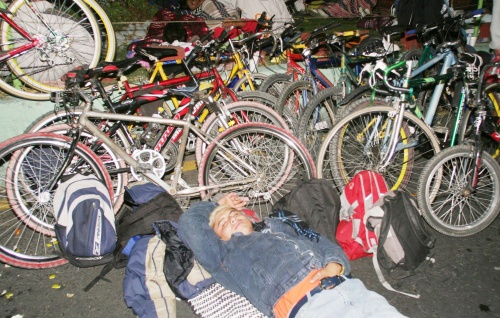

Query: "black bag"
left=114, top=183, right=183, bottom=268
left=395, top=0, right=445, bottom=28
left=377, top=191, right=435, bottom=271
left=272, top=178, right=341, bottom=242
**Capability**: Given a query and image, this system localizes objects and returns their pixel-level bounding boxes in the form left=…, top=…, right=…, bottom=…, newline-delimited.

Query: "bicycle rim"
left=0, top=0, right=101, bottom=100
left=195, top=101, right=289, bottom=165
left=83, top=0, right=116, bottom=61
left=198, top=123, right=316, bottom=218
left=0, top=133, right=112, bottom=268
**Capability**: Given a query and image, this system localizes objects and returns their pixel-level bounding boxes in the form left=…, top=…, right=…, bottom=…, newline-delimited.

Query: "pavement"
left=1, top=215, right=498, bottom=318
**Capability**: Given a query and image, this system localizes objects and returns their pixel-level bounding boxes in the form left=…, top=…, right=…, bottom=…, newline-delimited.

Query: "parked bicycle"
left=416, top=60, right=500, bottom=237
left=0, top=0, right=114, bottom=100
left=0, top=60, right=315, bottom=268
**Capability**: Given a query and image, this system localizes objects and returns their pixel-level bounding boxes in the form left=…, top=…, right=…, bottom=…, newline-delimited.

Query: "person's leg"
left=296, top=278, right=406, bottom=318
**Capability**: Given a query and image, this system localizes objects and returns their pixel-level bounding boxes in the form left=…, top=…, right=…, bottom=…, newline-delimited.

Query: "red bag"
left=335, top=170, right=391, bottom=260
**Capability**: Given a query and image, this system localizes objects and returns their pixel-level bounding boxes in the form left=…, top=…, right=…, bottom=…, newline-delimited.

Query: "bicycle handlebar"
left=185, top=30, right=215, bottom=66
left=383, top=60, right=411, bottom=93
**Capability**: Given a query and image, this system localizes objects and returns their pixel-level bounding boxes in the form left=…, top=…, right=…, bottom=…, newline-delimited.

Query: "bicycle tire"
left=194, top=100, right=290, bottom=164
left=416, top=145, right=500, bottom=237
left=317, top=105, right=441, bottom=194
left=0, top=132, right=113, bottom=269
left=231, top=72, right=268, bottom=92
left=82, top=0, right=116, bottom=62
left=235, top=90, right=277, bottom=110
left=296, top=86, right=344, bottom=160
left=276, top=80, right=314, bottom=133
left=24, top=108, right=132, bottom=152
left=37, top=124, right=128, bottom=213
left=257, top=73, right=292, bottom=98
left=336, top=95, right=389, bottom=118
left=0, top=0, right=102, bottom=100
left=198, top=122, right=316, bottom=218
left=458, top=84, right=500, bottom=161
left=357, top=35, right=384, bottom=56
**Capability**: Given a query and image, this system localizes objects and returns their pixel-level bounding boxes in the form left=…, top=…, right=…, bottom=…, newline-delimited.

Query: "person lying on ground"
left=179, top=192, right=408, bottom=318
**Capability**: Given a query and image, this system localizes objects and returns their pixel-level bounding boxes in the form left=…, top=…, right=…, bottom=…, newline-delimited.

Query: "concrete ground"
left=1, top=216, right=498, bottom=318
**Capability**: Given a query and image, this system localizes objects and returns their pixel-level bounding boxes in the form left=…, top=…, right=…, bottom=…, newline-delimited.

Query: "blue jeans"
left=296, top=278, right=407, bottom=318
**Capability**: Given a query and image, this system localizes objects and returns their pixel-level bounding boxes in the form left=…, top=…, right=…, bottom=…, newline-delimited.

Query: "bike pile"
left=0, top=7, right=498, bottom=270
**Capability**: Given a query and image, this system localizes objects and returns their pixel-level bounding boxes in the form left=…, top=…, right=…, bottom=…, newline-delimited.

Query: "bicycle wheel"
left=236, top=90, right=295, bottom=129
left=83, top=0, right=116, bottom=62
left=258, top=73, right=292, bottom=98
left=0, top=0, right=102, bottom=100
left=296, top=86, right=343, bottom=160
left=458, top=84, right=500, bottom=161
left=0, top=132, right=112, bottom=268
left=198, top=123, right=316, bottom=218
left=37, top=124, right=128, bottom=214
left=25, top=107, right=132, bottom=152
left=231, top=72, right=268, bottom=91
left=416, top=145, right=500, bottom=236
left=276, top=80, right=314, bottom=133
left=337, top=95, right=389, bottom=117
left=235, top=90, right=277, bottom=110
left=194, top=101, right=289, bottom=164
left=317, top=106, right=441, bottom=194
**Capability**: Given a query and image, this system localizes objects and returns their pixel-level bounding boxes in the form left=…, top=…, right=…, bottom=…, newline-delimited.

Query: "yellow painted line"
left=182, top=159, right=197, bottom=172
left=0, top=198, right=10, bottom=210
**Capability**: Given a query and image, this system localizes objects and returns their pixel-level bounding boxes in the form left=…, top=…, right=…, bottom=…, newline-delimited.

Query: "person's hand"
left=217, top=193, right=249, bottom=210
left=309, top=262, right=344, bottom=283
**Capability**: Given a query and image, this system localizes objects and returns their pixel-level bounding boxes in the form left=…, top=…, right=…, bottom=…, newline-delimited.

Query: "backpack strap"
left=371, top=246, right=421, bottom=298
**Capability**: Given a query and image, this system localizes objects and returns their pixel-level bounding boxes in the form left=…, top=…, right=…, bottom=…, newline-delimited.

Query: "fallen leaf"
left=5, top=292, right=13, bottom=299
left=15, top=229, right=21, bottom=235
left=66, top=293, right=74, bottom=298
left=49, top=274, right=56, bottom=279
left=46, top=243, right=53, bottom=247
left=0, top=290, right=6, bottom=296
left=52, top=284, right=61, bottom=289
left=4, top=264, right=10, bottom=268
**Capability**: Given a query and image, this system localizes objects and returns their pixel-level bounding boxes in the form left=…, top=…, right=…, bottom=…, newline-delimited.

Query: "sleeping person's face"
left=211, top=208, right=254, bottom=241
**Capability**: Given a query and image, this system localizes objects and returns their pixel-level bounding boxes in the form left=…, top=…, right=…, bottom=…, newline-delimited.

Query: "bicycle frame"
left=70, top=90, right=259, bottom=198
left=0, top=7, right=36, bottom=62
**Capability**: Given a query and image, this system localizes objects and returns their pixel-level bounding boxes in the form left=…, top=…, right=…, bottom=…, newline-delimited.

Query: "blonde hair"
left=208, top=205, right=236, bottom=228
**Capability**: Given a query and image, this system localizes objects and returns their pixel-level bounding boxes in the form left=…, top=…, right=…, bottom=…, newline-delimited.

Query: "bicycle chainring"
left=130, top=149, right=166, bottom=181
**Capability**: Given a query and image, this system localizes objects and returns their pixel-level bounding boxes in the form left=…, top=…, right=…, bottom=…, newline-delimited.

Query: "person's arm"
left=269, top=219, right=351, bottom=276
left=178, top=201, right=225, bottom=272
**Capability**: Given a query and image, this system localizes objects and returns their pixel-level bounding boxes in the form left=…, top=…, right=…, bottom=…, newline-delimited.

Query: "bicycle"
left=0, top=68, right=316, bottom=268
left=416, top=60, right=500, bottom=237
left=0, top=0, right=111, bottom=100
left=316, top=59, right=441, bottom=194
left=24, top=43, right=288, bottom=211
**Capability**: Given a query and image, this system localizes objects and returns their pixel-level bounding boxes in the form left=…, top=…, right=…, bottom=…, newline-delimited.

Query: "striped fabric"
left=189, top=283, right=268, bottom=318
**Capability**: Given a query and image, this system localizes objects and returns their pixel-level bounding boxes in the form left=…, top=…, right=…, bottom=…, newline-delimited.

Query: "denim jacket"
left=179, top=202, right=350, bottom=317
